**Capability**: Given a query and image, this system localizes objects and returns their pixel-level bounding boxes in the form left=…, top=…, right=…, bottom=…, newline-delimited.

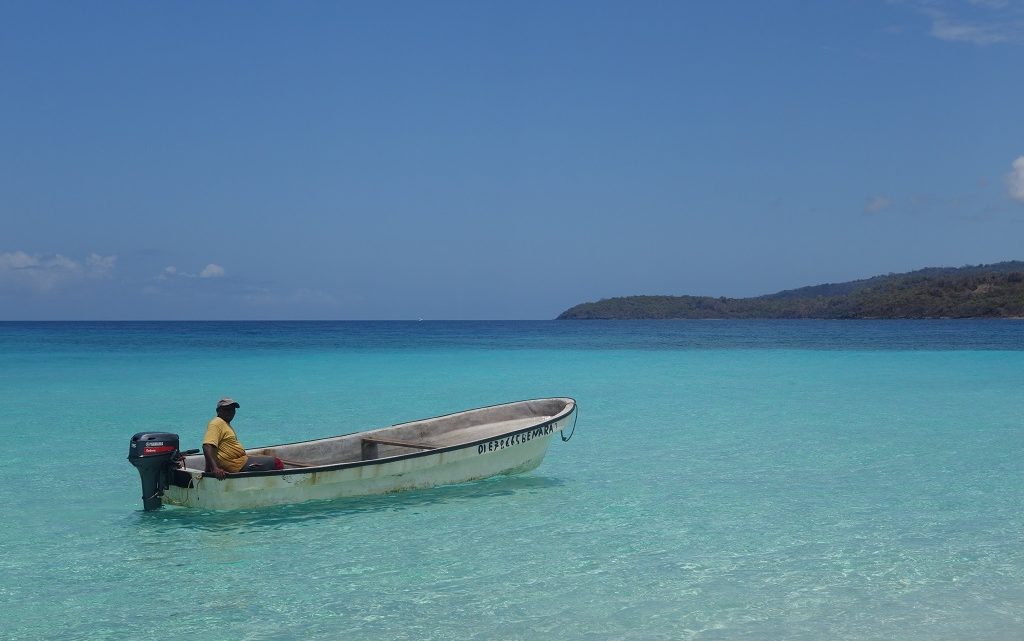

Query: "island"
left=557, top=261, right=1024, bottom=320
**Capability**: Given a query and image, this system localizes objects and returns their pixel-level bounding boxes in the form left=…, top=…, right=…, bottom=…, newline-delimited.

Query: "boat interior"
left=181, top=397, right=574, bottom=472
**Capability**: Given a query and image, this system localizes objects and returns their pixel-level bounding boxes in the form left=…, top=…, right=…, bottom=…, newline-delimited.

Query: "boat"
left=128, top=397, right=577, bottom=510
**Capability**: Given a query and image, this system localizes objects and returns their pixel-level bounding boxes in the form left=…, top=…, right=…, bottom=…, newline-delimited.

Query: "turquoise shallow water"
left=1, top=321, right=1022, bottom=640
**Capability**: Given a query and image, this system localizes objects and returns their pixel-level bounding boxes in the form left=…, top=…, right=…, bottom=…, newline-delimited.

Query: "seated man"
left=202, top=398, right=281, bottom=478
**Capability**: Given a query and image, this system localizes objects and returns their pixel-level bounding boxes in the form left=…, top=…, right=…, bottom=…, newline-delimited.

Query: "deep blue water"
left=1, top=321, right=1022, bottom=640
left=3, top=319, right=1024, bottom=352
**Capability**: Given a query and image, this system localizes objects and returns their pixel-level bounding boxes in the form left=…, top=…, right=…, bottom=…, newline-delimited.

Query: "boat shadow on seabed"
left=132, top=474, right=566, bottom=533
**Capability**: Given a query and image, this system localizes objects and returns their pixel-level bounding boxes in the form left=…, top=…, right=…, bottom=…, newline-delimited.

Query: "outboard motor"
left=128, top=432, right=181, bottom=511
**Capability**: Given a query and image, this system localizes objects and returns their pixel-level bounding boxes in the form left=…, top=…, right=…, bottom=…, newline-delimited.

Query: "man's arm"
left=202, top=444, right=227, bottom=479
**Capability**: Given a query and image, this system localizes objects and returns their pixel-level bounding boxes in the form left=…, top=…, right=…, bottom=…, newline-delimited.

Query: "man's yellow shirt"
left=203, top=416, right=247, bottom=473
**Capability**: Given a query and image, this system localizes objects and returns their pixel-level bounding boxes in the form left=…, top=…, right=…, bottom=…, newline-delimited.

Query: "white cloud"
left=157, top=263, right=226, bottom=279
left=0, top=251, right=116, bottom=292
left=899, top=1, right=1024, bottom=46
left=928, top=10, right=1010, bottom=44
left=865, top=195, right=892, bottom=214
left=200, top=264, right=225, bottom=279
left=1008, top=156, right=1024, bottom=202
left=86, top=253, right=117, bottom=275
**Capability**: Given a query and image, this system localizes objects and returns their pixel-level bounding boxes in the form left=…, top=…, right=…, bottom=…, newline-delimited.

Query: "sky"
left=2, top=1, right=1023, bottom=320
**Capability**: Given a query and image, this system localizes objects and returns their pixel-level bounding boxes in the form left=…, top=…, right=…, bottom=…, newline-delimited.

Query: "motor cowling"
left=128, top=432, right=180, bottom=511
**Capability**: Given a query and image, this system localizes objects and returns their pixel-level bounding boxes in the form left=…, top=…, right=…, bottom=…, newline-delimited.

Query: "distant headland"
left=557, top=261, right=1024, bottom=320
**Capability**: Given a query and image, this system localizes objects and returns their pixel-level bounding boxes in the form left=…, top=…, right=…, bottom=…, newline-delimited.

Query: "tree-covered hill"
left=557, top=262, right=1024, bottom=319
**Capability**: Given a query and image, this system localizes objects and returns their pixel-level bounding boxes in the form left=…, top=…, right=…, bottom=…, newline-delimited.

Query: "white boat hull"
left=162, top=399, right=574, bottom=510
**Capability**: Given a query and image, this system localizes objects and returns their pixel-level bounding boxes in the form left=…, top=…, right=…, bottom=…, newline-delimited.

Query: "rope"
left=560, top=406, right=579, bottom=442
left=187, top=474, right=201, bottom=507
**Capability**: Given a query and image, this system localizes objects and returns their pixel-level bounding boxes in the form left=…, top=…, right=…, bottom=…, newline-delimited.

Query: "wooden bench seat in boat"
left=361, top=436, right=438, bottom=460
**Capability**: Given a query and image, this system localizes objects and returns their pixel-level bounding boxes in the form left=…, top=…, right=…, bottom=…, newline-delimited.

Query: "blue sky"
left=2, top=1, right=1023, bottom=320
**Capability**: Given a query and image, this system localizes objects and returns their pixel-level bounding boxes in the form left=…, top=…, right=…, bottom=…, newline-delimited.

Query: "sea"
left=1, top=320, right=1022, bottom=641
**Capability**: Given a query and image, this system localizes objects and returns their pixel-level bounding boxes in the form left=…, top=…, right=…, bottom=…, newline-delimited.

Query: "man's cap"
left=217, top=398, right=240, bottom=409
